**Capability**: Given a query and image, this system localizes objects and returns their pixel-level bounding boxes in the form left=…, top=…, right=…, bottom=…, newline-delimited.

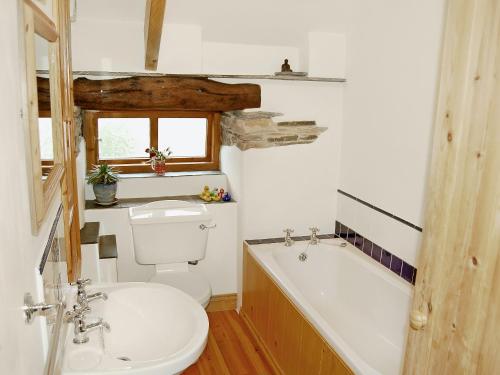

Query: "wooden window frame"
left=84, top=110, right=221, bottom=173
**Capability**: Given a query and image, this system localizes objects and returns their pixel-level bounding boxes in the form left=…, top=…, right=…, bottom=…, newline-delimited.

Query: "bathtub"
left=246, top=237, right=412, bottom=375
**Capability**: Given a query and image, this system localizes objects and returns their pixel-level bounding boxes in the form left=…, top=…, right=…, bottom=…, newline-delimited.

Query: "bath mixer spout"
left=283, top=228, right=294, bottom=247
left=309, top=227, right=320, bottom=245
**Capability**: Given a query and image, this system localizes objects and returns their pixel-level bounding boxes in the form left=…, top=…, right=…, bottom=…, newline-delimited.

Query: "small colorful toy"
left=199, top=185, right=212, bottom=202
left=218, top=188, right=225, bottom=201
left=199, top=186, right=231, bottom=202
left=211, top=188, right=221, bottom=201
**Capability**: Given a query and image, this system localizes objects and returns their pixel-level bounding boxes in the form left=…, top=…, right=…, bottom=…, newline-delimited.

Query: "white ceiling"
left=77, top=0, right=351, bottom=46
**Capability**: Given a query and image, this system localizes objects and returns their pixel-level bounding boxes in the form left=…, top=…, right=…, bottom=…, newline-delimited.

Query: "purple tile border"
left=335, top=220, right=417, bottom=285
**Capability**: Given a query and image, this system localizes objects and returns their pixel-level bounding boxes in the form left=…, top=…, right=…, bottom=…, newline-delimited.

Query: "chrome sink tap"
left=309, top=227, right=320, bottom=245
left=65, top=305, right=110, bottom=344
left=70, top=278, right=108, bottom=310
left=283, top=228, right=294, bottom=247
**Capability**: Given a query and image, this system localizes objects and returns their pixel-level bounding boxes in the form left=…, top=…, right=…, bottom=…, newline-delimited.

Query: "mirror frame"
left=22, top=0, right=64, bottom=233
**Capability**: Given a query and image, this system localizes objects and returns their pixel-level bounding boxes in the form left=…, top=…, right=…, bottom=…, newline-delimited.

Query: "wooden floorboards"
left=184, top=310, right=278, bottom=375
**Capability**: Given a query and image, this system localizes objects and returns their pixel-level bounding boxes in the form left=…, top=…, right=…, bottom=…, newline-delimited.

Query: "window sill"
left=112, top=170, right=223, bottom=179
left=85, top=194, right=236, bottom=210
left=84, top=170, right=227, bottom=203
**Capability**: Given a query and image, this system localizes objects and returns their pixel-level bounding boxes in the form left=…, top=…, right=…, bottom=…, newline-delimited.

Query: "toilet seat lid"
left=150, top=271, right=211, bottom=306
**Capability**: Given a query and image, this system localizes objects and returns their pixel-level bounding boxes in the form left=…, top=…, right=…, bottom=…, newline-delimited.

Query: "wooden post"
left=144, top=0, right=167, bottom=71
left=404, top=0, right=500, bottom=373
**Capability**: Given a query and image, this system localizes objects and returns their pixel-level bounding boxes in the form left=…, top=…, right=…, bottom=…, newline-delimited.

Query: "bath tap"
left=65, top=305, right=110, bottom=344
left=86, top=291, right=108, bottom=304
left=283, top=228, right=294, bottom=247
left=309, top=227, right=320, bottom=245
left=71, top=278, right=108, bottom=310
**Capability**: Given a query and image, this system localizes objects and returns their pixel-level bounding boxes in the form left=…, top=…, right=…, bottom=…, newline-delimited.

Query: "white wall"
left=202, top=42, right=301, bottom=74
left=76, top=0, right=351, bottom=47
left=220, top=80, right=344, bottom=239
left=0, top=1, right=62, bottom=373
left=72, top=20, right=204, bottom=73
left=70, top=14, right=345, bottom=77
left=337, top=0, right=446, bottom=264
left=307, top=32, right=346, bottom=78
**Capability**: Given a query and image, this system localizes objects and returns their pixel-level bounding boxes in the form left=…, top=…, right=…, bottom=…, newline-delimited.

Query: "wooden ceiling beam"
left=144, top=0, right=167, bottom=71
left=37, top=76, right=262, bottom=112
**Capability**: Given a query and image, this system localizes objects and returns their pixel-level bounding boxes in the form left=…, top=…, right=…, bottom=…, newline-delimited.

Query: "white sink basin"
left=62, top=282, right=208, bottom=375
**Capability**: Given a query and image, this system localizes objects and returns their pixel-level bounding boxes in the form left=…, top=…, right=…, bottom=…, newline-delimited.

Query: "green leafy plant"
left=145, top=147, right=172, bottom=164
left=87, top=164, right=120, bottom=185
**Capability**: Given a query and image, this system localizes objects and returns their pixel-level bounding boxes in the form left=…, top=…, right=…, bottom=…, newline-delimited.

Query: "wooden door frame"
left=54, top=0, right=81, bottom=282
left=404, top=0, right=500, bottom=373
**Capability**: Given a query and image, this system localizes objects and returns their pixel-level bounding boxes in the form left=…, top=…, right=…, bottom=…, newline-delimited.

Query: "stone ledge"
left=221, top=111, right=327, bottom=151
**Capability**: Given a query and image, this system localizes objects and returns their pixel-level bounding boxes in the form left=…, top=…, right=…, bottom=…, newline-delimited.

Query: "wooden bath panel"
left=241, top=243, right=353, bottom=375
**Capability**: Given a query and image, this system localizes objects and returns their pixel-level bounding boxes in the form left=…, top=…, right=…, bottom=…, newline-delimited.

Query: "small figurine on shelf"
left=281, top=58, right=292, bottom=72
left=211, top=188, right=221, bottom=201
left=200, top=185, right=212, bottom=202
left=218, top=188, right=225, bottom=201
left=199, top=186, right=231, bottom=202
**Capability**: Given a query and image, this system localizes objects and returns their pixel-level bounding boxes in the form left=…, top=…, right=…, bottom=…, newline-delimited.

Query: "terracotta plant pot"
left=152, top=160, right=168, bottom=175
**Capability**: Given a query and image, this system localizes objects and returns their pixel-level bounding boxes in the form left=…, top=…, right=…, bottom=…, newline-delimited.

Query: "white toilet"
left=128, top=200, right=214, bottom=308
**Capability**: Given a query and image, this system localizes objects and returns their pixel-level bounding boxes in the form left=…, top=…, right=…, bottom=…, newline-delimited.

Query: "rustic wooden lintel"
left=37, top=76, right=261, bottom=112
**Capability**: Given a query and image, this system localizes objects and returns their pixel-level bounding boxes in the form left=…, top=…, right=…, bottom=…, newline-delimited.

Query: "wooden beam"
left=37, top=76, right=261, bottom=111
left=144, top=0, right=167, bottom=71
left=24, top=0, right=58, bottom=42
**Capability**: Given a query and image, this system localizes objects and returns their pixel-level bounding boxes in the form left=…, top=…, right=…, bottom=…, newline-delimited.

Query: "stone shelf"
left=221, top=111, right=327, bottom=150
left=37, top=70, right=346, bottom=83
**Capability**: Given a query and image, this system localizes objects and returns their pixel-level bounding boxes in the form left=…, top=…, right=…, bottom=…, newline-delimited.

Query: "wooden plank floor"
left=184, top=310, right=277, bottom=375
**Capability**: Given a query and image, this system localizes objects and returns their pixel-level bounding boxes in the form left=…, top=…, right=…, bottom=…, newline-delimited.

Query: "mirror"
left=23, top=0, right=64, bottom=233
left=35, top=34, right=54, bottom=177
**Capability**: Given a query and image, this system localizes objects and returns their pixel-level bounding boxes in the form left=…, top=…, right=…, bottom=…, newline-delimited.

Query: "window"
left=38, top=117, right=54, bottom=160
left=84, top=111, right=221, bottom=173
left=38, top=110, right=53, bottom=176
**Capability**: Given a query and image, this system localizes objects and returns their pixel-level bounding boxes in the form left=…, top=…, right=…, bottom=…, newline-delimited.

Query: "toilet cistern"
left=129, top=200, right=215, bottom=308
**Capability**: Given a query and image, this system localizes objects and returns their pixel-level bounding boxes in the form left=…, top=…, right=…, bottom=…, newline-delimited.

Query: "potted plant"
left=145, top=147, right=172, bottom=176
left=87, top=164, right=120, bottom=205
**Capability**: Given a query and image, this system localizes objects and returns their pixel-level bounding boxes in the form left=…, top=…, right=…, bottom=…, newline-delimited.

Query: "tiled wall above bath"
left=335, top=189, right=422, bottom=284
left=335, top=221, right=416, bottom=284
left=336, top=190, right=422, bottom=266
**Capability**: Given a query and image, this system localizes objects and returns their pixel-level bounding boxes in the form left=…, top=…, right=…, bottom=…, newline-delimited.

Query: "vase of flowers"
left=146, top=147, right=172, bottom=176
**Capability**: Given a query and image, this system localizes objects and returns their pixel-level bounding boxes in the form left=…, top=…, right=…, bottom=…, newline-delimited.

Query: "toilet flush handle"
left=199, top=224, right=217, bottom=230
